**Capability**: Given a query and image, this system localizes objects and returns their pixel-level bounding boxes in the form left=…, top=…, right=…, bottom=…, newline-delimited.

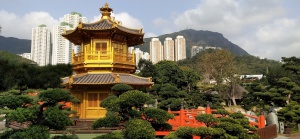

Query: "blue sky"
left=1, top=0, right=300, bottom=60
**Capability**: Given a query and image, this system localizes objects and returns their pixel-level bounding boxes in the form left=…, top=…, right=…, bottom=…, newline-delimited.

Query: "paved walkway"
left=275, top=132, right=300, bottom=139
left=275, top=135, right=289, bottom=139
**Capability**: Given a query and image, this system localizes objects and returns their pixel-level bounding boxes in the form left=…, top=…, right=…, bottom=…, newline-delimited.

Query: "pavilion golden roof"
left=62, top=3, right=144, bottom=46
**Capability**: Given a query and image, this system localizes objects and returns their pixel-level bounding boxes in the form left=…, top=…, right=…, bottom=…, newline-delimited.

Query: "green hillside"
left=0, top=36, right=31, bottom=54
left=135, top=29, right=249, bottom=57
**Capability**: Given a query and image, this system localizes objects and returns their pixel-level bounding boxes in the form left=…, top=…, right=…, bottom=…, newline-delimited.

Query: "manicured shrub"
left=174, top=126, right=194, bottom=139
left=124, top=119, right=155, bottom=139
left=100, top=95, right=120, bottom=112
left=92, top=111, right=121, bottom=129
left=195, top=114, right=219, bottom=127
left=111, top=84, right=133, bottom=96
left=9, top=125, right=50, bottom=139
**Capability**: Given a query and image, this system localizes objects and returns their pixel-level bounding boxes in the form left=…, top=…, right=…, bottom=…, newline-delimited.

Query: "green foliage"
left=159, top=83, right=180, bottom=99
left=159, top=98, right=183, bottom=111
left=174, top=126, right=194, bottom=139
left=111, top=84, right=133, bottom=96
left=100, top=94, right=120, bottom=112
left=219, top=117, right=239, bottom=124
left=70, top=11, right=82, bottom=17
left=163, top=132, right=180, bottom=139
left=195, top=114, right=219, bottom=127
left=277, top=101, right=300, bottom=131
left=155, top=60, right=186, bottom=89
left=119, top=90, right=152, bottom=109
left=43, top=106, right=73, bottom=130
left=151, top=123, right=173, bottom=131
left=2, top=88, right=76, bottom=138
left=92, top=112, right=121, bottom=129
left=0, top=94, right=33, bottom=109
left=138, top=59, right=162, bottom=83
left=7, top=107, right=37, bottom=123
left=144, top=107, right=174, bottom=124
left=229, top=112, right=245, bottom=119
left=215, top=122, right=244, bottom=137
left=193, top=127, right=225, bottom=138
left=0, top=52, right=72, bottom=91
left=213, top=109, right=230, bottom=116
left=124, top=119, right=155, bottom=139
left=93, top=131, right=124, bottom=139
left=187, top=91, right=223, bottom=109
left=282, top=56, right=300, bottom=84
left=8, top=125, right=49, bottom=139
left=39, top=89, right=73, bottom=104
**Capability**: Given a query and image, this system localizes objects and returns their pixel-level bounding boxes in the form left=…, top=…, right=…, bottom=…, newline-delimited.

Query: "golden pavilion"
left=62, top=3, right=154, bottom=119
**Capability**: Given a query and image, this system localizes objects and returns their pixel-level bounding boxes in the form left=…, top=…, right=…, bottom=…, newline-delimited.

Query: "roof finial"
left=100, top=3, right=113, bottom=20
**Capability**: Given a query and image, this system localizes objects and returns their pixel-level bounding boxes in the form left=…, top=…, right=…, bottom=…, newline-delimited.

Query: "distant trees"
left=0, top=51, right=72, bottom=91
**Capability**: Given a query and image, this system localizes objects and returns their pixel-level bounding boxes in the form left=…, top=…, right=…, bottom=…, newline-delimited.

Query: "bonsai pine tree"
left=0, top=88, right=79, bottom=138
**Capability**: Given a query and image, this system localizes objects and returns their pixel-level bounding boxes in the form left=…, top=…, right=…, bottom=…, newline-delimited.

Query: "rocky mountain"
left=0, top=36, right=31, bottom=54
left=135, top=29, right=249, bottom=57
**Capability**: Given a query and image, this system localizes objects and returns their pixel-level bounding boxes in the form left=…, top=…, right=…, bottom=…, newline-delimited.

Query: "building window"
left=95, top=42, right=107, bottom=54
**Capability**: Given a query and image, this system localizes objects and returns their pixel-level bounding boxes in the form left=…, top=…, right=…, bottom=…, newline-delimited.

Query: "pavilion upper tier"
left=62, top=3, right=144, bottom=46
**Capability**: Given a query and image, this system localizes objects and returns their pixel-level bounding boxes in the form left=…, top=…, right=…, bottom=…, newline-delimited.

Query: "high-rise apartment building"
left=150, top=38, right=163, bottom=64
left=175, top=35, right=186, bottom=61
left=163, top=37, right=175, bottom=61
left=63, top=12, right=88, bottom=27
left=52, top=25, right=72, bottom=65
left=143, top=52, right=150, bottom=60
left=52, top=12, right=88, bottom=65
left=31, top=25, right=51, bottom=66
left=134, top=48, right=143, bottom=66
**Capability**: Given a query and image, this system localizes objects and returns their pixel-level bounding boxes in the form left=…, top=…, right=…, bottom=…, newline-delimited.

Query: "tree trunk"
left=231, top=96, right=237, bottom=106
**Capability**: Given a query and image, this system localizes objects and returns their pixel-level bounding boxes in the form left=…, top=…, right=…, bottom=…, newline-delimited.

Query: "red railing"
left=156, top=106, right=266, bottom=138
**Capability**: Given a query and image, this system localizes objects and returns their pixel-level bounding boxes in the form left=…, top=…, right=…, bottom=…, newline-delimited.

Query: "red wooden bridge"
left=156, top=106, right=266, bottom=138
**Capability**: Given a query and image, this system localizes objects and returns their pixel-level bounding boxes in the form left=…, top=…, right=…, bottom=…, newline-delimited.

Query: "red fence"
left=156, top=106, right=266, bottom=137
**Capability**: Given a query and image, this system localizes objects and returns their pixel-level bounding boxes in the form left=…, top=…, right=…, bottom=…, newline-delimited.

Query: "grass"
left=50, top=134, right=104, bottom=139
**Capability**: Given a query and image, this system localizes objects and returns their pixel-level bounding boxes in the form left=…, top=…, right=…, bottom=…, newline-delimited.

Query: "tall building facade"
left=63, top=12, right=88, bottom=27
left=175, top=35, right=186, bottom=61
left=31, top=25, right=51, bottom=66
left=163, top=37, right=175, bottom=61
left=150, top=38, right=163, bottom=64
left=52, top=12, right=88, bottom=65
left=52, top=25, right=72, bottom=65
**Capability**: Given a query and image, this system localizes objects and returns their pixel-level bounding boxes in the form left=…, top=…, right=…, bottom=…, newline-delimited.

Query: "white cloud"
left=170, top=0, right=299, bottom=60
left=145, top=32, right=157, bottom=38
left=92, top=12, right=143, bottom=29
left=0, top=10, right=59, bottom=39
left=153, top=18, right=168, bottom=26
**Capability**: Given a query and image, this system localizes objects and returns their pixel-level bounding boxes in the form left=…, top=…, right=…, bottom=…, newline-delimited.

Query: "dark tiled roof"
left=116, top=25, right=142, bottom=34
left=72, top=73, right=153, bottom=85
left=73, top=74, right=115, bottom=85
left=82, top=19, right=113, bottom=30
left=118, top=74, right=151, bottom=84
